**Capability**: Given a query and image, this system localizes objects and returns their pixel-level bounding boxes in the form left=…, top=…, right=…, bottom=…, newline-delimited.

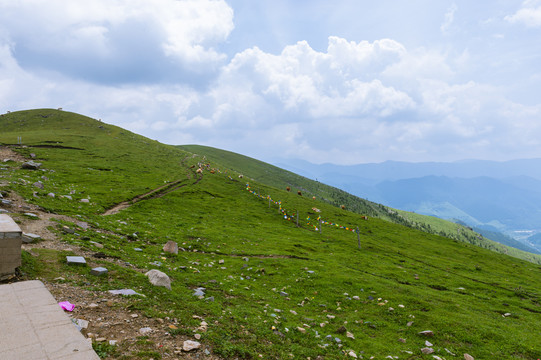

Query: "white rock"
left=183, top=340, right=201, bottom=351
left=421, top=347, right=435, bottom=354
left=464, top=354, right=475, bottom=360
left=425, top=340, right=433, bottom=347
left=145, top=269, right=171, bottom=290
left=139, top=327, right=152, bottom=335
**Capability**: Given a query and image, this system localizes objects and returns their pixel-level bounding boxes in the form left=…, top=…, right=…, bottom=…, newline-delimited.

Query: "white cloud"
left=505, top=0, right=541, bottom=27
left=0, top=0, right=234, bottom=81
left=441, top=3, right=458, bottom=34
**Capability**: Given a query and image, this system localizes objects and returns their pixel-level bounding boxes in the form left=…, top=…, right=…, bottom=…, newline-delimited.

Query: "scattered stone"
left=419, top=330, right=434, bottom=337
left=348, top=350, right=358, bottom=358
left=334, top=337, right=341, bottom=343
left=183, top=340, right=201, bottom=352
left=197, top=321, right=208, bottom=332
left=76, top=221, right=89, bottom=230
left=66, top=256, right=86, bottom=265
left=74, top=318, right=89, bottom=331
left=503, top=313, right=511, bottom=317
left=62, top=226, right=75, bottom=234
left=279, top=291, right=288, bottom=297
left=22, top=160, right=42, bottom=170
left=24, top=212, right=38, bottom=218
left=163, top=241, right=178, bottom=254
left=193, top=287, right=206, bottom=297
left=47, top=193, right=55, bottom=198
left=297, top=327, right=306, bottom=333
left=145, top=269, right=171, bottom=290
left=95, top=337, right=106, bottom=342
left=108, top=289, right=143, bottom=296
left=90, top=241, right=104, bottom=248
left=109, top=340, right=118, bottom=346
left=336, top=325, right=347, bottom=334
left=445, top=348, right=456, bottom=356
left=346, top=331, right=354, bottom=339
left=464, top=354, right=474, bottom=360
left=407, top=321, right=414, bottom=327
left=352, top=295, right=360, bottom=300
left=398, top=338, right=406, bottom=343
left=33, top=181, right=44, bottom=189
left=139, top=327, right=152, bottom=335
left=22, top=233, right=41, bottom=243
left=425, top=340, right=433, bottom=347
left=64, top=195, right=72, bottom=200
left=134, top=248, right=143, bottom=252
left=91, top=267, right=108, bottom=276
left=194, top=333, right=201, bottom=340
left=218, top=259, right=224, bottom=264
left=80, top=198, right=90, bottom=203
left=421, top=347, right=435, bottom=354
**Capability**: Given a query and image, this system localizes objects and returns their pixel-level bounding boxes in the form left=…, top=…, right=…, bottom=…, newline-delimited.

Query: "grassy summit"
left=1, top=109, right=540, bottom=359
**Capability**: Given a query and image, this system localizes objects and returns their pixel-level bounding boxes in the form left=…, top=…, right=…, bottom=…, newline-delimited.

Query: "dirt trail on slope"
left=102, top=157, right=203, bottom=215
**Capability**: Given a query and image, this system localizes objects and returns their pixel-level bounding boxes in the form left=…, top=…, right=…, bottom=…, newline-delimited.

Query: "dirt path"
left=102, top=157, right=203, bottom=216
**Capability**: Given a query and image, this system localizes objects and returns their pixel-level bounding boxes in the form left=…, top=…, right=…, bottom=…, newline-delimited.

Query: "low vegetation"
left=1, top=109, right=540, bottom=359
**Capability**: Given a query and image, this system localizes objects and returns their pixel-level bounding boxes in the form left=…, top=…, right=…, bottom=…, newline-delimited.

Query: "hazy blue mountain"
left=274, top=158, right=541, bottom=182
left=273, top=158, right=541, bottom=253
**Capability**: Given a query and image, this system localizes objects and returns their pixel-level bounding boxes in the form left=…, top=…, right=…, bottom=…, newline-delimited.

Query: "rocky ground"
left=1, top=146, right=223, bottom=360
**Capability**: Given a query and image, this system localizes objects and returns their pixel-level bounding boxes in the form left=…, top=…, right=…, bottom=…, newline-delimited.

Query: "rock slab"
left=66, top=256, right=86, bottom=265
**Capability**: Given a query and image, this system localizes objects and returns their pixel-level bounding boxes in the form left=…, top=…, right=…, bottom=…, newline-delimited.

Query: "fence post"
left=357, top=226, right=361, bottom=249
left=319, top=218, right=322, bottom=234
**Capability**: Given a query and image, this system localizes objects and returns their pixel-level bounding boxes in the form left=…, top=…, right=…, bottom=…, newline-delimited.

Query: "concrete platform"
left=0, top=280, right=99, bottom=360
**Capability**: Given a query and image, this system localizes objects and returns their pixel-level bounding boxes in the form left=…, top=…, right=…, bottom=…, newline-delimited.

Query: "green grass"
left=2, top=109, right=541, bottom=359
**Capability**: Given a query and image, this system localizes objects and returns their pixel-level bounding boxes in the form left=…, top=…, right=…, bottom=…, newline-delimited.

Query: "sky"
left=1, top=0, right=540, bottom=165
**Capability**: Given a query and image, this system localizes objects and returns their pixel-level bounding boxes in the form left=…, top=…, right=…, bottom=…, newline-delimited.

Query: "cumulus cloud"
left=505, top=0, right=541, bottom=27
left=1, top=2, right=540, bottom=165
left=0, top=0, right=234, bottom=84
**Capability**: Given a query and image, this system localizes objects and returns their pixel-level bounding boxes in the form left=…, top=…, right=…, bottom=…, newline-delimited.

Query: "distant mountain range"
left=274, top=158, right=541, bottom=253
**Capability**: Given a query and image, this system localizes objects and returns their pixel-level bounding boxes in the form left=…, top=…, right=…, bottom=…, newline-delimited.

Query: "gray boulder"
left=145, top=269, right=171, bottom=290
left=22, top=161, right=42, bottom=170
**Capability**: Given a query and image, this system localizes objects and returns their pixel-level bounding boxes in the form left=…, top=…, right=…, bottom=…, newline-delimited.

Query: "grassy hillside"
left=1, top=109, right=540, bottom=359
left=180, top=145, right=541, bottom=264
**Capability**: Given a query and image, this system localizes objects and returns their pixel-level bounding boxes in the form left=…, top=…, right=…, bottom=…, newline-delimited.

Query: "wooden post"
left=319, top=218, right=322, bottom=234
left=357, top=226, right=361, bottom=249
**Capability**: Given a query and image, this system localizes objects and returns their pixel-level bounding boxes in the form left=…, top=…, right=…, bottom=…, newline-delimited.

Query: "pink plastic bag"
left=58, top=301, right=75, bottom=311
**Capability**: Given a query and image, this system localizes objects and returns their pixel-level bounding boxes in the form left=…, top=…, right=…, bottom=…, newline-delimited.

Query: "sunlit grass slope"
left=179, top=145, right=541, bottom=265
left=1, top=109, right=540, bottom=359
